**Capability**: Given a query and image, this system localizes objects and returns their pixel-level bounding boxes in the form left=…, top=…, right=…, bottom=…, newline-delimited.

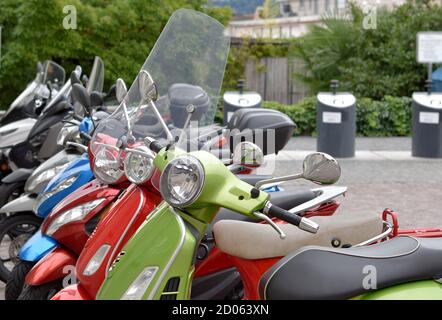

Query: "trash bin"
left=223, top=79, right=262, bottom=125
left=412, top=91, right=442, bottom=158
left=317, top=80, right=356, bottom=158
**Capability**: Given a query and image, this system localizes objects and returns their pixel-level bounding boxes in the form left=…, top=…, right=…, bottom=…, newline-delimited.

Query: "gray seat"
left=259, top=236, right=442, bottom=300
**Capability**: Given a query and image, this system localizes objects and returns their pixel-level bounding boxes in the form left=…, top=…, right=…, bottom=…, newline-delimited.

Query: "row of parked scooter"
left=1, top=9, right=442, bottom=300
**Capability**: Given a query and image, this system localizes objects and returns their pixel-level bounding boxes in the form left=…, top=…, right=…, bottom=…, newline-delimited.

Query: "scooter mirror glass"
left=302, top=152, right=341, bottom=185
left=116, top=78, right=128, bottom=104
left=138, top=70, right=158, bottom=103
left=86, top=56, right=105, bottom=94
left=72, top=83, right=91, bottom=111
left=232, top=141, right=264, bottom=168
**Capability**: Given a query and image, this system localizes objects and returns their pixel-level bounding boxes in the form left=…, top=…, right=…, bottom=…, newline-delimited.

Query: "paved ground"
left=265, top=137, right=442, bottom=230
left=1, top=137, right=441, bottom=300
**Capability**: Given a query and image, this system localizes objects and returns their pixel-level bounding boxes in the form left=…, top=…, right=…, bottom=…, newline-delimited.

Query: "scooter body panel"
left=356, top=280, right=442, bottom=300
left=74, top=184, right=161, bottom=298
left=24, top=149, right=79, bottom=194
left=0, top=118, right=36, bottom=149
left=51, top=284, right=92, bottom=300
left=19, top=230, right=57, bottom=262
left=97, top=202, right=200, bottom=300
left=25, top=247, right=77, bottom=286
left=39, top=180, right=120, bottom=255
left=36, top=154, right=94, bottom=218
left=19, top=181, right=120, bottom=263
left=0, top=194, right=37, bottom=214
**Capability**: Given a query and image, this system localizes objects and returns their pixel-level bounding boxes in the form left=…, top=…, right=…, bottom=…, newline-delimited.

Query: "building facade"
left=228, top=0, right=407, bottom=39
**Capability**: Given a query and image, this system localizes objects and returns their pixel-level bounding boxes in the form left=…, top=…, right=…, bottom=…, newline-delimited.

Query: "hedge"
left=263, top=96, right=412, bottom=137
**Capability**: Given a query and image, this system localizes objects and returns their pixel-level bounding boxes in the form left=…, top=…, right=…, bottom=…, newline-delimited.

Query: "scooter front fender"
left=0, top=194, right=37, bottom=214
left=19, top=230, right=58, bottom=262
left=51, top=284, right=92, bottom=300
left=26, top=247, right=77, bottom=286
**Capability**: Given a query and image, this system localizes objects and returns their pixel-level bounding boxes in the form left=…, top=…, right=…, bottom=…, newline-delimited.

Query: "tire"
left=5, top=260, right=35, bottom=300
left=18, top=280, right=63, bottom=300
left=0, top=182, right=26, bottom=221
left=0, top=214, right=42, bottom=283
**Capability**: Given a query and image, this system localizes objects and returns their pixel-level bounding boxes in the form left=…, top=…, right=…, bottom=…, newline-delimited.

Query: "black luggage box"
left=168, top=84, right=210, bottom=128
left=227, top=108, right=296, bottom=155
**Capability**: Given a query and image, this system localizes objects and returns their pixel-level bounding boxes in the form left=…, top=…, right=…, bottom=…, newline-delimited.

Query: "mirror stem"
left=255, top=173, right=304, bottom=190
left=149, top=100, right=174, bottom=142
left=177, top=105, right=195, bottom=147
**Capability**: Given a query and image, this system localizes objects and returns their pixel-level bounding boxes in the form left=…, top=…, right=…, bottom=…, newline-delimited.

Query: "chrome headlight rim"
left=93, top=145, right=124, bottom=185
left=123, top=146, right=155, bottom=185
left=159, top=155, right=205, bottom=208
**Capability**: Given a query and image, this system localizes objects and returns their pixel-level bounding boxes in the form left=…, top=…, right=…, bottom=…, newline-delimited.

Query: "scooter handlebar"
left=148, top=140, right=166, bottom=153
left=265, top=203, right=319, bottom=234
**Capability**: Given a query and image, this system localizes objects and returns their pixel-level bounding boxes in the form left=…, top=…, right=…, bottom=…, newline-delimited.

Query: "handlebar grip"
left=148, top=140, right=165, bottom=153
left=266, top=203, right=319, bottom=234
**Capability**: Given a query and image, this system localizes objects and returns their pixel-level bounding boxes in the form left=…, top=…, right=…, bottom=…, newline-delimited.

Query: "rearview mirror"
left=116, top=78, right=128, bottom=103
left=302, top=152, right=341, bottom=185
left=138, top=70, right=158, bottom=102
left=232, top=141, right=264, bottom=168
left=72, top=83, right=91, bottom=111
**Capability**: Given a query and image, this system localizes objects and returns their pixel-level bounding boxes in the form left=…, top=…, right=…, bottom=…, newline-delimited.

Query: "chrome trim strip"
left=147, top=207, right=186, bottom=300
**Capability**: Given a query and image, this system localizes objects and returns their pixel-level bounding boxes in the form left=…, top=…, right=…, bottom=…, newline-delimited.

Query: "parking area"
left=1, top=136, right=441, bottom=300
left=271, top=137, right=442, bottom=229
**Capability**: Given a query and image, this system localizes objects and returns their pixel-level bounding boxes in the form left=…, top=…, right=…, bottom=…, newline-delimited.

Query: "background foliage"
left=291, top=0, right=442, bottom=100
left=264, top=96, right=412, bottom=137
left=0, top=0, right=231, bottom=109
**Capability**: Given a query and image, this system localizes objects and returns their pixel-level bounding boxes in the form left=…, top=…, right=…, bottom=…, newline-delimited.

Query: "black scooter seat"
left=260, top=236, right=442, bottom=300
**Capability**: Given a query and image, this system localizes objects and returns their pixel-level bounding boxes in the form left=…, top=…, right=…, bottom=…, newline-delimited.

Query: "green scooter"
left=95, top=9, right=334, bottom=300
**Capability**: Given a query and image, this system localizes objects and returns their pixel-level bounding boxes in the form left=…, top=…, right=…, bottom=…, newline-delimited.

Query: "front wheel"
left=0, top=214, right=42, bottom=283
left=5, top=260, right=35, bottom=300
left=18, top=281, right=63, bottom=300
left=0, top=182, right=26, bottom=221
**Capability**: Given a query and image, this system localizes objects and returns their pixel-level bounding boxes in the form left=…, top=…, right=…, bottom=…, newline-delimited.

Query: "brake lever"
left=253, top=212, right=286, bottom=240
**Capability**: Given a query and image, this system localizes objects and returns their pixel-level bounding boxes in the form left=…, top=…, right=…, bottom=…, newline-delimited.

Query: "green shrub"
left=263, top=96, right=412, bottom=137
left=291, top=1, right=442, bottom=100
left=0, top=0, right=231, bottom=109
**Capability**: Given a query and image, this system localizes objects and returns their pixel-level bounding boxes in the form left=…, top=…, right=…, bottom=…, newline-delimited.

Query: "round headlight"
left=160, top=155, right=205, bottom=208
left=93, top=145, right=124, bottom=184
left=124, top=146, right=155, bottom=184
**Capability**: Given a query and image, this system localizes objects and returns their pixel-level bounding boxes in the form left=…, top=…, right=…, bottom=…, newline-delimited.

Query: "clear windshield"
left=90, top=9, right=230, bottom=155
left=86, top=56, right=105, bottom=93
left=6, top=62, right=52, bottom=115
left=41, top=66, right=82, bottom=114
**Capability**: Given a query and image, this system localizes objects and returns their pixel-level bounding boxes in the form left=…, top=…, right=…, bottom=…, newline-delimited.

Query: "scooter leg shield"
left=0, top=194, right=37, bottom=214
left=25, top=247, right=77, bottom=286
